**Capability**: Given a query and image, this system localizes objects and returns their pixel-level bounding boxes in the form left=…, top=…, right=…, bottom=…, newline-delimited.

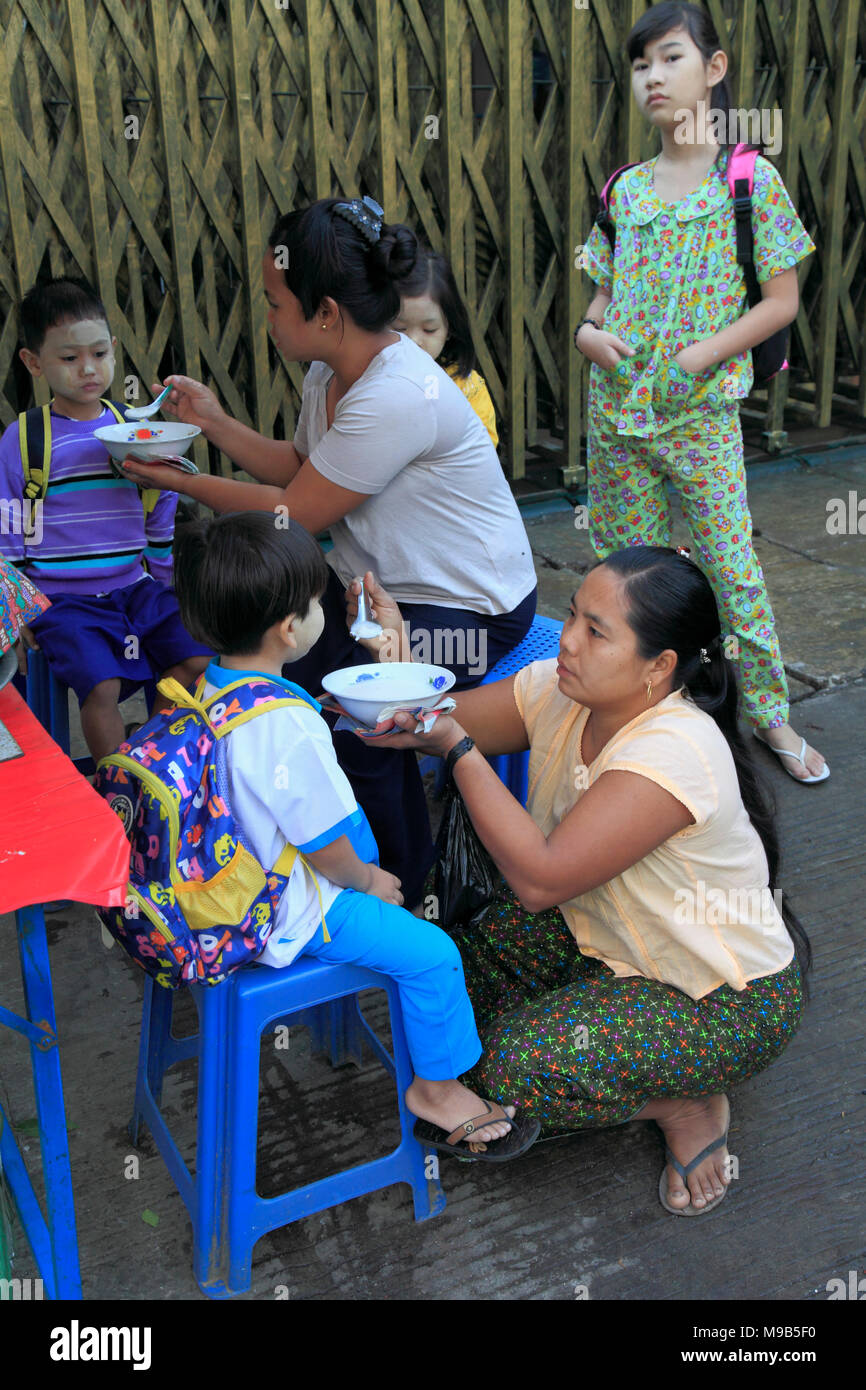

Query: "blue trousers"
left=300, top=889, right=482, bottom=1080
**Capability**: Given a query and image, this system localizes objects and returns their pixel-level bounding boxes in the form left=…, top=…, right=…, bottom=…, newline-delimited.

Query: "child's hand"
left=673, top=342, right=713, bottom=375
left=575, top=325, right=636, bottom=372
left=150, top=375, right=226, bottom=435
left=365, top=864, right=404, bottom=906
left=15, top=626, right=39, bottom=674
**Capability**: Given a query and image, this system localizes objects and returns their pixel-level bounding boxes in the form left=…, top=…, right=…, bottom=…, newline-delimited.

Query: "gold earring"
left=646, top=680, right=653, bottom=704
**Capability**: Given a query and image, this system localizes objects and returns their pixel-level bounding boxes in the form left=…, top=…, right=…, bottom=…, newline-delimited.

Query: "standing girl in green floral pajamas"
left=576, top=1, right=827, bottom=784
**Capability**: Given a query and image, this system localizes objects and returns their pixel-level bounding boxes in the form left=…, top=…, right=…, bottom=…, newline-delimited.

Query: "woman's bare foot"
left=636, top=1094, right=731, bottom=1211
left=757, top=722, right=826, bottom=780
left=406, top=1078, right=515, bottom=1153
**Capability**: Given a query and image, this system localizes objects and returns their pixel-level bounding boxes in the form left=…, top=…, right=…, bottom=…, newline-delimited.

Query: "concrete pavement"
left=0, top=451, right=863, bottom=1300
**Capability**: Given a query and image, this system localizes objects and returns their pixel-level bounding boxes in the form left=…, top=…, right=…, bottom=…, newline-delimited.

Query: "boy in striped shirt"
left=0, top=277, right=210, bottom=760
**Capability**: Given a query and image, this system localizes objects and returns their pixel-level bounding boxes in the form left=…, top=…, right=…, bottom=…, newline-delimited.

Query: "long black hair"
left=599, top=545, right=812, bottom=986
left=268, top=198, right=419, bottom=333
left=627, top=1, right=736, bottom=144
left=395, top=247, right=477, bottom=380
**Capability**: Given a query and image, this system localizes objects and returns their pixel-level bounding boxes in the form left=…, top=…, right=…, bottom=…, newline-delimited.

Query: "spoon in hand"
left=350, top=577, right=384, bottom=642
left=125, top=381, right=174, bottom=420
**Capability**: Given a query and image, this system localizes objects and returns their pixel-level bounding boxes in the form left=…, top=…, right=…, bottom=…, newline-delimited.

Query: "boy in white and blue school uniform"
left=173, top=511, right=539, bottom=1162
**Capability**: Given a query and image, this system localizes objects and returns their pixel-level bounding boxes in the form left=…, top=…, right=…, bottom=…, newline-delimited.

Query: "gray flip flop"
left=659, top=1114, right=731, bottom=1217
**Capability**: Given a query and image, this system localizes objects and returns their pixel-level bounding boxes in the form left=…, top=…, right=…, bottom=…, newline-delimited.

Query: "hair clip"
left=332, top=195, right=384, bottom=244
left=699, top=647, right=711, bottom=664
left=675, top=545, right=691, bottom=558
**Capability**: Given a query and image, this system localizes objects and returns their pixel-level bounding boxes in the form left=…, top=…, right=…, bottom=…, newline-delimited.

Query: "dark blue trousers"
left=288, top=566, right=536, bottom=908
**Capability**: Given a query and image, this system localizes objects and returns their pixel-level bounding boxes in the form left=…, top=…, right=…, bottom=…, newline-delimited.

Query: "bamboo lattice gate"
left=0, top=0, right=864, bottom=484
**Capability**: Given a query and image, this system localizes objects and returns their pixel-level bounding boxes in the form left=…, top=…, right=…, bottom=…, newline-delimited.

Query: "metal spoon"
left=125, top=382, right=173, bottom=419
left=350, top=578, right=384, bottom=641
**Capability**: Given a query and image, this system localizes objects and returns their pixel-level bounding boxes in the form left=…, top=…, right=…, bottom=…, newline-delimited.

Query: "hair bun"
left=369, top=224, right=418, bottom=284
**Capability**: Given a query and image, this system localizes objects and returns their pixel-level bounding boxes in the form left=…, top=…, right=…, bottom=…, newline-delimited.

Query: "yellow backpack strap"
left=19, top=404, right=52, bottom=503
left=271, top=843, right=330, bottom=942
left=156, top=676, right=217, bottom=731
left=200, top=679, right=312, bottom=738
left=199, top=675, right=331, bottom=940
left=100, top=399, right=160, bottom=517
left=215, top=699, right=311, bottom=737
left=200, top=676, right=309, bottom=707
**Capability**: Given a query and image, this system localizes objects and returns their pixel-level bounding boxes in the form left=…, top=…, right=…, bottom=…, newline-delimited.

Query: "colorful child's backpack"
left=594, top=143, right=788, bottom=384
left=18, top=398, right=161, bottom=541
left=94, top=672, right=329, bottom=990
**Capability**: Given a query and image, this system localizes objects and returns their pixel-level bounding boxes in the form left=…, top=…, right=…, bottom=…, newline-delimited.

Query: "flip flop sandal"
left=753, top=729, right=830, bottom=784
left=413, top=1100, right=541, bottom=1164
left=658, top=1105, right=731, bottom=1218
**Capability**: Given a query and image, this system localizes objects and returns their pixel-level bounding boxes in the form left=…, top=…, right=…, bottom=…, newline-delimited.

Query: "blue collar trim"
left=205, top=660, right=321, bottom=712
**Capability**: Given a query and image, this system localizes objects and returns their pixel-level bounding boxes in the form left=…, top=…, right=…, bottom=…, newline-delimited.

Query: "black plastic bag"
left=433, top=781, right=497, bottom=932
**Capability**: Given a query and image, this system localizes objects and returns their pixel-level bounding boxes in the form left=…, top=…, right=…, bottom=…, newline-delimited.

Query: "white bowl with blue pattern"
left=321, top=661, right=455, bottom=726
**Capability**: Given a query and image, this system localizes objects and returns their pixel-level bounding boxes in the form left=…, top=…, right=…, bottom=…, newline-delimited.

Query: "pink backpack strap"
left=726, top=144, right=762, bottom=300
left=726, top=142, right=760, bottom=199
left=596, top=162, right=638, bottom=249
left=600, top=162, right=636, bottom=206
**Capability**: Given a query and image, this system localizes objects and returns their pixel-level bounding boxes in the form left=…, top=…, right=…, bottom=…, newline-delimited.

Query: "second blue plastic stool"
left=129, top=956, right=446, bottom=1298
left=482, top=612, right=563, bottom=804
left=422, top=612, right=564, bottom=803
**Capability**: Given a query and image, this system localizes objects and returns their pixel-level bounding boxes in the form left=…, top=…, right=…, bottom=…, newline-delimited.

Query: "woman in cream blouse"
left=354, top=545, right=810, bottom=1217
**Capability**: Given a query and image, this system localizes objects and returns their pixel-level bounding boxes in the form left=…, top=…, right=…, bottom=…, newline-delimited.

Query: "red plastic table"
left=0, top=683, right=129, bottom=1298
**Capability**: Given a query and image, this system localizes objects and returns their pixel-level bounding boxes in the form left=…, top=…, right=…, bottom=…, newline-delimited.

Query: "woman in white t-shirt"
left=353, top=545, right=812, bottom=1218
left=121, top=197, right=537, bottom=907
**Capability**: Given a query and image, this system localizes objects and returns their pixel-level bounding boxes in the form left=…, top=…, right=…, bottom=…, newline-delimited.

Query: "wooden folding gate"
left=0, top=0, right=863, bottom=481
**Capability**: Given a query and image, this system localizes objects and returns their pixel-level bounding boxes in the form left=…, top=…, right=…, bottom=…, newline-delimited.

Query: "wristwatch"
left=574, top=317, right=601, bottom=348
left=444, top=735, right=475, bottom=780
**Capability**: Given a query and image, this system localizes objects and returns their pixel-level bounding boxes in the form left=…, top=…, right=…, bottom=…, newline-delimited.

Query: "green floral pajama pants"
left=587, top=405, right=788, bottom=729
left=452, top=882, right=803, bottom=1137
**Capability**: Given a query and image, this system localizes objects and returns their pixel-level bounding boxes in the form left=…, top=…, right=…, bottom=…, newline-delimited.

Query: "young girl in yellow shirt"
left=392, top=248, right=498, bottom=446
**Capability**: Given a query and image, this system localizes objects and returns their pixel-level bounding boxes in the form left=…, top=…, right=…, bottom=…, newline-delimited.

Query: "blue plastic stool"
left=422, top=613, right=564, bottom=805
left=19, top=646, right=157, bottom=775
left=482, top=613, right=563, bottom=805
left=129, top=957, right=446, bottom=1298
left=16, top=646, right=79, bottom=759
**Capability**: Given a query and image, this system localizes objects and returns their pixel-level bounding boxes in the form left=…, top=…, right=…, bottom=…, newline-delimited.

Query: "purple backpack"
left=94, top=674, right=329, bottom=988
left=595, top=143, right=789, bottom=384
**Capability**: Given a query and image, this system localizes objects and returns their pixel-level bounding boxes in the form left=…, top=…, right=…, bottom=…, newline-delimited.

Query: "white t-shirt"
left=293, top=333, right=536, bottom=615
left=201, top=669, right=367, bottom=968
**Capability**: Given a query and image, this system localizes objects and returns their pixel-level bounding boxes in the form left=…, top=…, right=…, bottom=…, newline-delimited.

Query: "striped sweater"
left=0, top=406, right=177, bottom=595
